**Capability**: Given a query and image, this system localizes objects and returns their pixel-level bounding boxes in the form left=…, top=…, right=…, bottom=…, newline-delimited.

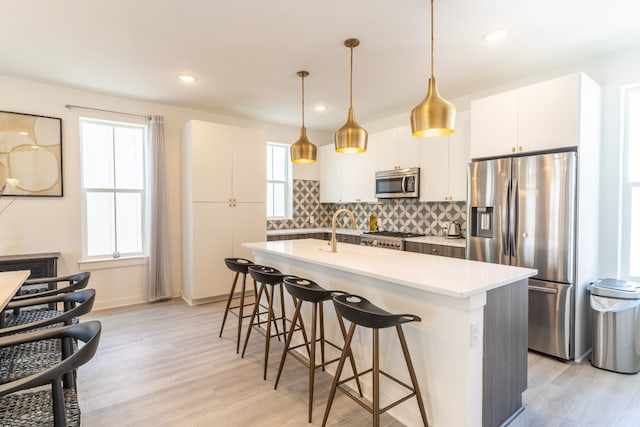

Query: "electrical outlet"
left=309, top=215, right=314, bottom=225
left=470, top=321, right=480, bottom=347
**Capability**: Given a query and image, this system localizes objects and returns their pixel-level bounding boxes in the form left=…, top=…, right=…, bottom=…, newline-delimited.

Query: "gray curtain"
left=147, top=115, right=171, bottom=301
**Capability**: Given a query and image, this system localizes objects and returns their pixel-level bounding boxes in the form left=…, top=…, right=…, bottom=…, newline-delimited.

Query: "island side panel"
left=482, top=278, right=528, bottom=427
left=254, top=250, right=486, bottom=427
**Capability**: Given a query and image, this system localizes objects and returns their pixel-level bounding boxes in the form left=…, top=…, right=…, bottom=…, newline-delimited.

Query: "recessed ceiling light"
left=177, top=74, right=198, bottom=83
left=18, top=131, right=29, bottom=135
left=482, top=29, right=508, bottom=42
left=314, top=105, right=327, bottom=112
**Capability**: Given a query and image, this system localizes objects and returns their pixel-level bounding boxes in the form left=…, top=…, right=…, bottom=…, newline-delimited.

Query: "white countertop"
left=267, top=228, right=466, bottom=247
left=244, top=239, right=536, bottom=299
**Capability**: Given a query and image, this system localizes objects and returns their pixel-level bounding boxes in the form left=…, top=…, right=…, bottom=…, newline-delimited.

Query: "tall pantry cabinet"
left=181, top=120, right=267, bottom=304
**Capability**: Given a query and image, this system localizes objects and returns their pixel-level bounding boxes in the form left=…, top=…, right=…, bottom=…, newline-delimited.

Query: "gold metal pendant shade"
left=335, top=38, right=368, bottom=154
left=290, top=70, right=317, bottom=163
left=410, top=0, right=455, bottom=137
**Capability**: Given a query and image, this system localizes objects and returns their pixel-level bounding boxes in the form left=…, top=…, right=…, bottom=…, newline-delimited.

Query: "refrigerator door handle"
left=502, top=179, right=510, bottom=257
left=510, top=178, right=519, bottom=257
left=529, top=285, right=558, bottom=294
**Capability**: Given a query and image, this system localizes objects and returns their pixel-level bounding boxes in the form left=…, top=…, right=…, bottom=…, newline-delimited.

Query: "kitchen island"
left=243, top=239, right=537, bottom=427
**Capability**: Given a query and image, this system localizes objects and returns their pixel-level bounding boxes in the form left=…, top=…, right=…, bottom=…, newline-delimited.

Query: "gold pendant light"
left=290, top=70, right=317, bottom=163
left=335, top=38, right=368, bottom=154
left=410, top=0, right=456, bottom=137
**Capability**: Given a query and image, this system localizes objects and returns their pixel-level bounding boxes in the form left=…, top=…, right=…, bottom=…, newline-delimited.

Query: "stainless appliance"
left=361, top=231, right=425, bottom=250
left=375, top=167, right=420, bottom=199
left=446, top=222, right=462, bottom=239
left=468, top=151, right=577, bottom=360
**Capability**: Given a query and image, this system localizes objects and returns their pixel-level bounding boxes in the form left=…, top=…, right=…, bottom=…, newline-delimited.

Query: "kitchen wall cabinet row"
left=181, top=120, right=267, bottom=304
left=470, top=72, right=597, bottom=159
left=319, top=112, right=470, bottom=204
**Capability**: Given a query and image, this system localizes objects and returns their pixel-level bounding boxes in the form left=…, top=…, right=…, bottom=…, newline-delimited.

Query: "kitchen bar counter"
left=244, top=239, right=536, bottom=427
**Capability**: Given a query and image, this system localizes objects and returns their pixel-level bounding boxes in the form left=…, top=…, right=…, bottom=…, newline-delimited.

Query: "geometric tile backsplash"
left=267, top=179, right=467, bottom=237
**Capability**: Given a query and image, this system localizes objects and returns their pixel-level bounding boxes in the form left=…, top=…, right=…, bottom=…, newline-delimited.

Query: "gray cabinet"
left=404, top=241, right=465, bottom=259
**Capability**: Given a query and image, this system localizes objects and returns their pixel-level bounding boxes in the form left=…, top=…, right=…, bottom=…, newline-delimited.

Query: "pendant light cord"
left=301, top=74, right=305, bottom=127
left=430, top=0, right=435, bottom=78
left=349, top=45, right=354, bottom=108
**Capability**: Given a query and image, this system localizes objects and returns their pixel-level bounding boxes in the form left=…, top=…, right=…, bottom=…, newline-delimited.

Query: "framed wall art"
left=0, top=111, right=63, bottom=197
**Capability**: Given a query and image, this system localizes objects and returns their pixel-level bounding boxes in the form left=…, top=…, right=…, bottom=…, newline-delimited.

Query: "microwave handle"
left=401, top=176, right=407, bottom=193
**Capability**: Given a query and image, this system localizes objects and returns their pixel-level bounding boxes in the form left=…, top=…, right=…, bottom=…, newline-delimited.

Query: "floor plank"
left=77, top=299, right=640, bottom=426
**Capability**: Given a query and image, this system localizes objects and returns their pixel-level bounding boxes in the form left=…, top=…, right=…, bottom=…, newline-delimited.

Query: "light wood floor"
left=78, top=299, right=640, bottom=427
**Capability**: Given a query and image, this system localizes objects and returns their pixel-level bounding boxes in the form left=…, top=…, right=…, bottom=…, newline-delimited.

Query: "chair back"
left=0, top=289, right=96, bottom=337
left=13, top=271, right=91, bottom=301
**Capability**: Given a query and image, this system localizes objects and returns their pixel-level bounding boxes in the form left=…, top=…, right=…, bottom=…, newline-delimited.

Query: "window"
left=621, top=85, right=640, bottom=279
left=266, top=142, right=293, bottom=219
left=80, top=118, right=147, bottom=259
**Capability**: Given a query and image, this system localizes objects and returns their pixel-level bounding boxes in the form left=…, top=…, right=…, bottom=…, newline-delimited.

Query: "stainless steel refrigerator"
left=467, top=151, right=576, bottom=360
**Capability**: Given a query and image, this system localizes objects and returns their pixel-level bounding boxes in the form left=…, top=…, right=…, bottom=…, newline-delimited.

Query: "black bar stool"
left=220, top=258, right=257, bottom=353
left=241, top=265, right=289, bottom=380
left=322, top=294, right=429, bottom=427
left=274, top=277, right=363, bottom=423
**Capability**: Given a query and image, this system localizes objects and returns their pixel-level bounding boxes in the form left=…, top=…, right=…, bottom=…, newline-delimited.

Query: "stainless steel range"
left=360, top=231, right=425, bottom=250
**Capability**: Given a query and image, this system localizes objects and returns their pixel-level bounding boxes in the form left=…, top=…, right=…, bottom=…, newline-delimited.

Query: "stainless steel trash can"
left=591, top=278, right=640, bottom=374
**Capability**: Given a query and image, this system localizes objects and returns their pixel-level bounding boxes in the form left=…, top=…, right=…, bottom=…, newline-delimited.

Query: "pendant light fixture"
left=410, top=0, right=456, bottom=137
left=290, top=70, right=317, bottom=163
left=335, top=38, right=367, bottom=154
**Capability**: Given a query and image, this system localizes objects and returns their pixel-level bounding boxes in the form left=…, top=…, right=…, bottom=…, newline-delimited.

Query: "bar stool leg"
left=274, top=298, right=303, bottom=389
left=235, top=273, right=247, bottom=353
left=319, top=302, right=326, bottom=371
left=219, top=271, right=240, bottom=338
left=279, top=282, right=287, bottom=340
left=373, top=328, right=380, bottom=427
left=335, top=314, right=364, bottom=397
left=263, top=284, right=277, bottom=380
left=321, top=322, right=357, bottom=427
left=241, top=282, right=266, bottom=358
left=308, top=301, right=318, bottom=422
left=397, top=325, right=430, bottom=427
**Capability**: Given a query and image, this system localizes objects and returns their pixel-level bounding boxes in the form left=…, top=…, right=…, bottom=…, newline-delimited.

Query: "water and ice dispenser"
left=470, top=207, right=494, bottom=238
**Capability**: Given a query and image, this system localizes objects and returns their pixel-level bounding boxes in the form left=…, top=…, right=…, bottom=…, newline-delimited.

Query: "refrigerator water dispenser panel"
left=471, top=207, right=494, bottom=238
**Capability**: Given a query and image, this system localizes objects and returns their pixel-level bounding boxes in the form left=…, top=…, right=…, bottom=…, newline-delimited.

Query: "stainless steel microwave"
left=375, top=167, right=420, bottom=198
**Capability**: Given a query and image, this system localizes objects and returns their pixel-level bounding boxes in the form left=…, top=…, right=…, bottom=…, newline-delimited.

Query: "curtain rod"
left=65, top=104, right=151, bottom=120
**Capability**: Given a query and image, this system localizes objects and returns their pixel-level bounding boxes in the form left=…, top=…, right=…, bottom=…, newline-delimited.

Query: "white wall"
left=0, top=74, right=321, bottom=309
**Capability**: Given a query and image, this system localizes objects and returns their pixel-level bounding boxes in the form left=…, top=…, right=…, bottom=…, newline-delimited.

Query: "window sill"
left=78, top=256, right=147, bottom=270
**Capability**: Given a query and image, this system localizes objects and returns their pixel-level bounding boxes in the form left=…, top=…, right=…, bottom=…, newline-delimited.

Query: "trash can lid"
left=591, top=278, right=640, bottom=299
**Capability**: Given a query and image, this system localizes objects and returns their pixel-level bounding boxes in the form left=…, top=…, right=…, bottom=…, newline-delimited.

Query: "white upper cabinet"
left=470, top=73, right=593, bottom=159
left=341, top=134, right=378, bottom=203
left=470, top=89, right=518, bottom=159
left=319, top=144, right=343, bottom=203
left=319, top=137, right=379, bottom=203
left=420, top=111, right=470, bottom=202
left=188, top=120, right=266, bottom=203
left=377, top=125, right=421, bottom=171
left=517, top=74, right=580, bottom=152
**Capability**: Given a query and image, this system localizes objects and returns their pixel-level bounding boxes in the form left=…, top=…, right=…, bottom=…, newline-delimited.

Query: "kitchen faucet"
left=331, top=208, right=356, bottom=252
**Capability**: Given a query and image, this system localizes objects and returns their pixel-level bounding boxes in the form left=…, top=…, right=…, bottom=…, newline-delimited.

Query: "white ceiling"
left=1, top=1, right=639, bottom=131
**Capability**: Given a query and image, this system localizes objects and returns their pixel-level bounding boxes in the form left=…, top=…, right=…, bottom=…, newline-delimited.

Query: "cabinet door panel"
left=232, top=203, right=266, bottom=261
left=319, top=144, right=343, bottom=203
left=233, top=128, right=267, bottom=202
left=448, top=110, right=470, bottom=201
left=518, top=74, right=579, bottom=152
left=470, top=90, right=518, bottom=159
left=342, top=135, right=378, bottom=202
left=191, top=122, right=233, bottom=202
left=376, top=128, right=399, bottom=171
left=192, top=202, right=233, bottom=299
left=419, top=135, right=448, bottom=201
left=395, top=125, right=421, bottom=168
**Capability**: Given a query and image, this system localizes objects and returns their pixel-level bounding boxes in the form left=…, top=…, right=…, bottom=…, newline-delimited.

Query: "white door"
left=191, top=121, right=234, bottom=202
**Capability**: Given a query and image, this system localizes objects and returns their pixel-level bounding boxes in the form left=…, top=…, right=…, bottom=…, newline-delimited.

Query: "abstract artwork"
left=0, top=111, right=63, bottom=196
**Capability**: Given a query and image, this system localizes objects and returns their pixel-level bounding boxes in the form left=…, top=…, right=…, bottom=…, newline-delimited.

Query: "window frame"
left=79, top=117, right=148, bottom=260
left=266, top=142, right=293, bottom=220
left=620, top=84, right=640, bottom=281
